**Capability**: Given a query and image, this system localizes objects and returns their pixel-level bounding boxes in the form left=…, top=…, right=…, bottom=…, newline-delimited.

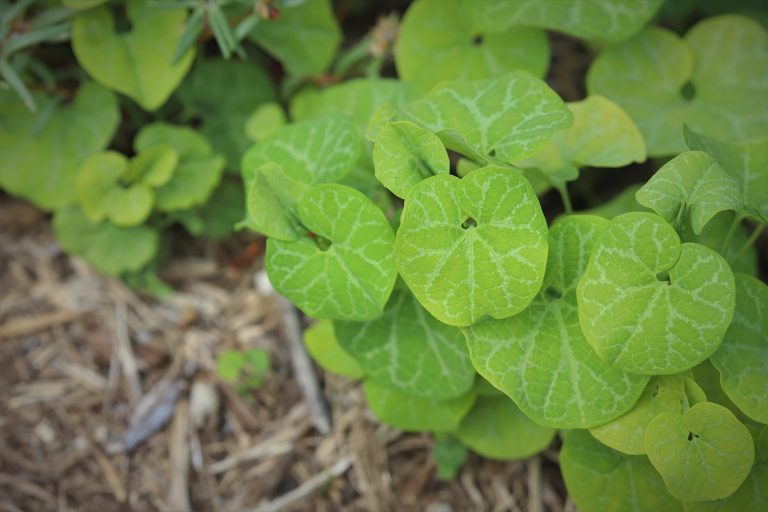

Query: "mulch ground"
left=0, top=195, right=571, bottom=511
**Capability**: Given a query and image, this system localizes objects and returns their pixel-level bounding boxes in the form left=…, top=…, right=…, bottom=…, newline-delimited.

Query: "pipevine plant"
left=241, top=1, right=767, bottom=510
left=0, top=0, right=766, bottom=509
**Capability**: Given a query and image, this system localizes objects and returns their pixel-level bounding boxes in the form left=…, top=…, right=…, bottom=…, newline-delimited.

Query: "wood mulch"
left=0, top=195, right=571, bottom=511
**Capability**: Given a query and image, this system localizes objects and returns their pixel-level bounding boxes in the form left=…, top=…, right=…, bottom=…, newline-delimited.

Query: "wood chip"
left=0, top=310, right=84, bottom=339
left=253, top=457, right=351, bottom=512
left=168, top=399, right=191, bottom=512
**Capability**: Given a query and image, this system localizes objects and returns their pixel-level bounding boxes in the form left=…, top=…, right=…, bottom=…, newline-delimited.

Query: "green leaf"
left=290, top=78, right=418, bottom=138
left=174, top=177, right=245, bottom=239
left=62, top=0, right=108, bottom=9
left=123, top=144, right=179, bottom=187
left=245, top=102, right=287, bottom=142
left=135, top=122, right=225, bottom=212
left=0, top=82, right=119, bottom=209
left=585, top=184, right=649, bottom=220
left=432, top=436, right=468, bottom=480
left=689, top=212, right=758, bottom=276
left=560, top=429, right=682, bottom=512
left=587, top=16, right=768, bottom=156
left=455, top=395, right=555, bottom=460
left=645, top=402, right=755, bottom=502
left=334, top=289, right=475, bottom=400
left=53, top=206, right=158, bottom=276
left=373, top=121, right=449, bottom=198
left=462, top=0, right=664, bottom=43
left=394, top=0, right=549, bottom=93
left=710, top=274, right=768, bottom=423
left=636, top=151, right=741, bottom=234
left=684, top=127, right=768, bottom=222
left=248, top=0, right=340, bottom=76
left=76, top=152, right=155, bottom=227
left=684, top=462, right=768, bottom=512
left=577, top=212, right=735, bottom=375
left=516, top=95, right=646, bottom=185
left=266, top=184, right=397, bottom=321
left=303, top=319, right=364, bottom=379
left=691, top=361, right=757, bottom=427
left=589, top=373, right=705, bottom=455
left=245, top=163, right=307, bottom=241
left=176, top=57, right=276, bottom=169
left=363, top=380, right=476, bottom=433
left=217, top=350, right=244, bottom=382
left=465, top=215, right=649, bottom=428
left=242, top=115, right=360, bottom=188
left=396, top=166, right=548, bottom=326
left=403, top=72, right=573, bottom=163
left=72, top=0, right=195, bottom=110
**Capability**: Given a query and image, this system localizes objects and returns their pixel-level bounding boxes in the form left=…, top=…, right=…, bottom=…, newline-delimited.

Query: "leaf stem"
left=557, top=185, right=573, bottom=214
left=730, top=222, right=766, bottom=264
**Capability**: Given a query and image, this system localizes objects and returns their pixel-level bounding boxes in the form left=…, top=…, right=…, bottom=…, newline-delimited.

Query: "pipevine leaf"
left=0, top=82, right=118, bottom=210
left=176, top=58, right=276, bottom=169
left=123, top=145, right=178, bottom=188
left=373, top=121, right=449, bottom=198
left=266, top=184, right=396, bottom=321
left=432, top=436, right=468, bottom=480
left=636, top=151, right=741, bottom=234
left=303, top=320, right=364, bottom=379
left=560, top=429, right=682, bottom=512
left=462, top=0, right=664, bottom=43
left=684, top=127, right=768, bottom=222
left=577, top=212, right=735, bottom=375
left=135, top=123, right=225, bottom=212
left=645, top=402, right=755, bottom=502
left=334, top=289, right=475, bottom=400
left=53, top=206, right=158, bottom=276
left=688, top=212, right=758, bottom=276
left=589, top=373, right=706, bottom=455
left=465, top=215, right=649, bottom=428
left=710, top=274, right=768, bottom=423
left=248, top=0, right=340, bottom=76
left=395, top=0, right=549, bottom=92
left=77, top=151, right=158, bottom=227
left=363, top=380, right=476, bottom=432
left=587, top=15, right=768, bottom=156
left=174, top=178, right=245, bottom=239
left=455, top=395, right=555, bottom=460
left=517, top=95, right=646, bottom=185
left=683, top=460, right=768, bottom=512
left=291, top=78, right=419, bottom=138
left=244, top=163, right=307, bottom=241
left=396, top=166, right=548, bottom=326
left=245, top=103, right=286, bottom=143
left=72, top=0, right=195, bottom=111
left=241, top=115, right=360, bottom=188
left=403, top=72, right=573, bottom=164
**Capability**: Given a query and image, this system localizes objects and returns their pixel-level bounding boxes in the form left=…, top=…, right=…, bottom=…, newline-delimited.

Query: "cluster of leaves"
left=235, top=1, right=767, bottom=510
left=0, top=0, right=343, bottom=289
left=216, top=347, right=271, bottom=395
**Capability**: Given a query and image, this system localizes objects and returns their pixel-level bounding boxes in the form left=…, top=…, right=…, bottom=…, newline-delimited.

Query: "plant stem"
left=558, top=185, right=573, bottom=214
left=730, top=222, right=766, bottom=263
left=720, top=213, right=744, bottom=253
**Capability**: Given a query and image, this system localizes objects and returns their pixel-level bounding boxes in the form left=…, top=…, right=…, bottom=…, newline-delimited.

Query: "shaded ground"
left=0, top=195, right=571, bottom=511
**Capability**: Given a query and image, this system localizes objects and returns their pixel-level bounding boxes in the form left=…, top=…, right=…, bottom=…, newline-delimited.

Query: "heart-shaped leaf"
left=244, top=163, right=307, bottom=241
left=456, top=395, right=555, bottom=460
left=303, top=320, right=364, bottom=379
left=560, top=429, right=682, bottom=512
left=587, top=16, right=768, bottom=156
left=334, top=289, right=475, bottom=400
left=396, top=166, right=548, bottom=326
left=683, top=460, right=768, bottom=512
left=645, top=402, right=755, bottom=502
left=684, top=126, right=768, bottom=222
left=53, top=206, right=158, bottom=276
left=710, top=274, right=768, bottom=424
left=242, top=115, right=360, bottom=188
left=403, top=72, right=573, bottom=163
left=177, top=57, right=277, bottom=169
left=363, top=380, right=476, bottom=432
left=636, top=151, right=741, bottom=234
left=516, top=95, right=646, bottom=186
left=266, top=184, right=396, bottom=321
left=373, top=121, right=449, bottom=198
left=466, top=215, right=649, bottom=428
left=72, top=0, right=195, bottom=111
left=0, top=82, right=119, bottom=210
left=134, top=123, right=225, bottom=212
left=248, top=0, right=340, bottom=76
left=395, top=0, right=549, bottom=92
left=462, top=0, right=664, bottom=43
left=577, top=212, right=735, bottom=375
left=590, top=373, right=706, bottom=455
